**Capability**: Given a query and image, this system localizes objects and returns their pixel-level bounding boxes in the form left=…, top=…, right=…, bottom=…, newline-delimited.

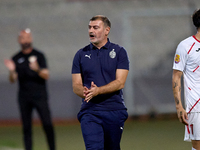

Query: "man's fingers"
left=91, top=81, right=98, bottom=88
left=183, top=114, right=189, bottom=125
left=181, top=117, right=188, bottom=125
left=91, top=81, right=95, bottom=87
left=84, top=82, right=98, bottom=102
left=83, top=86, right=89, bottom=96
left=182, top=119, right=188, bottom=125
left=185, top=113, right=188, bottom=120
left=84, top=94, right=92, bottom=103
left=180, top=113, right=188, bottom=125
left=84, top=90, right=96, bottom=102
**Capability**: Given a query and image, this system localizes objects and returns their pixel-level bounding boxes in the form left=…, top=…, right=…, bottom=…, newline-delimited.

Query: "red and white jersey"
left=173, top=35, right=200, bottom=113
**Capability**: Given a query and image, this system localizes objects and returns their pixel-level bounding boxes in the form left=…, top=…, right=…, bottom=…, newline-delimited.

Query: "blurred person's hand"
left=29, top=61, right=40, bottom=73
left=4, top=59, right=16, bottom=71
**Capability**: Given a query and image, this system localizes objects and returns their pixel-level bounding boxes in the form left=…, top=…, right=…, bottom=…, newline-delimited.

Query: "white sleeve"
left=173, top=42, right=188, bottom=72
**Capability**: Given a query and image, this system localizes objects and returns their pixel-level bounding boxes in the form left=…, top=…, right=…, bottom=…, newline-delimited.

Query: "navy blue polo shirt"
left=72, top=39, right=129, bottom=111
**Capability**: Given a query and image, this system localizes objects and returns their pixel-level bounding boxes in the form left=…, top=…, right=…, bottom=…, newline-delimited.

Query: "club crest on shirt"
left=18, top=57, right=25, bottom=64
left=109, top=49, right=116, bottom=59
left=175, top=54, right=180, bottom=64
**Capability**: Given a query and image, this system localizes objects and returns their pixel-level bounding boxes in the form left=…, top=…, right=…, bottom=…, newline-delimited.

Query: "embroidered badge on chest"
left=18, top=57, right=25, bottom=64
left=109, top=49, right=116, bottom=59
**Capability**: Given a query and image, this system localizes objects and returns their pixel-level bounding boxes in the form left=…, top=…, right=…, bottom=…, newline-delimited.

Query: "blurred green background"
left=0, top=119, right=191, bottom=150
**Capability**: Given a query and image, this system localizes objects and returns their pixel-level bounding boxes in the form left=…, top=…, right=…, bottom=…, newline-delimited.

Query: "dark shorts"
left=78, top=110, right=128, bottom=150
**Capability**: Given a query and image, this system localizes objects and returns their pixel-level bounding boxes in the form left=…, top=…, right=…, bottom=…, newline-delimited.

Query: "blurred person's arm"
left=172, top=69, right=188, bottom=125
left=38, top=69, right=49, bottom=80
left=29, top=61, right=49, bottom=80
left=4, top=59, right=18, bottom=83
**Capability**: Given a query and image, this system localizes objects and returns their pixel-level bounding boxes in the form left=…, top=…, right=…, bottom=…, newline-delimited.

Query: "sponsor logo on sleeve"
left=175, top=54, right=180, bottom=64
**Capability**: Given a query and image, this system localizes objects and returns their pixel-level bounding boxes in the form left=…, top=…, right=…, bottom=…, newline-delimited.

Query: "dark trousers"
left=18, top=97, right=55, bottom=150
left=78, top=110, right=128, bottom=150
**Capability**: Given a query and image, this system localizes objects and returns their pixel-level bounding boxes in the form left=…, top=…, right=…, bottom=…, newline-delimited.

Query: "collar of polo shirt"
left=90, top=38, right=110, bottom=50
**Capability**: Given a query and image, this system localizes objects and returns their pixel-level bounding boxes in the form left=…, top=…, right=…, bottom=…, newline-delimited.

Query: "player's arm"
left=172, top=69, right=188, bottom=125
left=84, top=69, right=129, bottom=102
left=98, top=69, right=129, bottom=94
left=72, top=73, right=85, bottom=98
left=4, top=59, right=18, bottom=83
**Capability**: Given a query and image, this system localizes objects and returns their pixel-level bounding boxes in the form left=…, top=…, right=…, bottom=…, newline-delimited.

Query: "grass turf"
left=0, top=119, right=191, bottom=150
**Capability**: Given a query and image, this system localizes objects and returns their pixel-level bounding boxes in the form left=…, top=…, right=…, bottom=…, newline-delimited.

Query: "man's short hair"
left=90, top=15, right=111, bottom=28
left=192, top=9, right=200, bottom=30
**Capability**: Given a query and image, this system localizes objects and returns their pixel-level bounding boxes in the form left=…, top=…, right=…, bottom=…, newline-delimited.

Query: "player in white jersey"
left=172, top=9, right=200, bottom=150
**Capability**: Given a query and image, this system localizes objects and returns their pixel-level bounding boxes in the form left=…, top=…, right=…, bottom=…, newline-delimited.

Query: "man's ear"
left=105, top=27, right=110, bottom=36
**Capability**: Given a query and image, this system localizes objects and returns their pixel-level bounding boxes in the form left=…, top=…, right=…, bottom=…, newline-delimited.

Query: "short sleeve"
left=173, top=42, right=188, bottom=72
left=72, top=50, right=81, bottom=74
left=38, top=53, right=47, bottom=69
left=117, top=47, right=129, bottom=70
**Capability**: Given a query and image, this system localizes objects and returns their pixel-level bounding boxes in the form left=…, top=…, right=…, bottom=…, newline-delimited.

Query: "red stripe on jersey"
left=188, top=87, right=191, bottom=90
left=186, top=125, right=190, bottom=134
left=190, top=124, right=194, bottom=135
left=193, top=35, right=200, bottom=43
left=193, top=66, right=199, bottom=72
left=188, top=98, right=200, bottom=114
left=187, top=42, right=195, bottom=54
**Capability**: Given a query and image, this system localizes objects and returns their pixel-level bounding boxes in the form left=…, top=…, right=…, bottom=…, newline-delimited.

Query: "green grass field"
left=0, top=119, right=191, bottom=150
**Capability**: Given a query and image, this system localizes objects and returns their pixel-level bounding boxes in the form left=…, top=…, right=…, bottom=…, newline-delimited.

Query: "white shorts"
left=184, top=113, right=200, bottom=142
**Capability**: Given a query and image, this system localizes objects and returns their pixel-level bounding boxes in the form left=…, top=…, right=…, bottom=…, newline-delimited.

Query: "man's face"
left=88, top=20, right=109, bottom=46
left=18, top=31, right=32, bottom=50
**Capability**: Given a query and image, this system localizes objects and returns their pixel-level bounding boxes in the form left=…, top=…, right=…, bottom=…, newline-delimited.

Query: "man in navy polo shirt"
left=72, top=15, right=129, bottom=150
